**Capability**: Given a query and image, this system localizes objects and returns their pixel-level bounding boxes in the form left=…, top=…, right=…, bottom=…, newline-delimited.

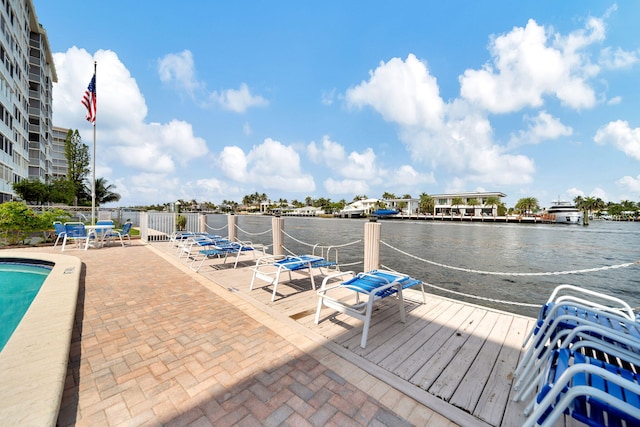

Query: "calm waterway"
left=206, top=215, right=640, bottom=317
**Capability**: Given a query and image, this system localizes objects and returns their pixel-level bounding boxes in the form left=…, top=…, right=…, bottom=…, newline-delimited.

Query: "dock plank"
left=449, top=312, right=513, bottom=411
left=392, top=305, right=476, bottom=380
left=410, top=307, right=487, bottom=390
left=476, top=315, right=532, bottom=427
left=429, top=310, right=502, bottom=401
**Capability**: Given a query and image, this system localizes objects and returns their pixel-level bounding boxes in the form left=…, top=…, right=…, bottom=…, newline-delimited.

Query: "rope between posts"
left=380, top=240, right=640, bottom=276
left=424, top=282, right=541, bottom=307
left=379, top=263, right=549, bottom=308
left=235, top=224, right=272, bottom=236
left=204, top=223, right=227, bottom=232
left=283, top=230, right=361, bottom=248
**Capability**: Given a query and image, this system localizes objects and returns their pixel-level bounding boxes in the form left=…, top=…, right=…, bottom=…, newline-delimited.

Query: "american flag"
left=81, top=74, right=96, bottom=123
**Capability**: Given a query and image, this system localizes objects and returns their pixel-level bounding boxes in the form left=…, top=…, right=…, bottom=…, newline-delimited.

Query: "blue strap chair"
left=251, top=254, right=338, bottom=302
left=53, top=221, right=66, bottom=247
left=62, top=222, right=96, bottom=251
left=315, top=269, right=426, bottom=348
left=105, top=222, right=132, bottom=246
left=523, top=345, right=640, bottom=427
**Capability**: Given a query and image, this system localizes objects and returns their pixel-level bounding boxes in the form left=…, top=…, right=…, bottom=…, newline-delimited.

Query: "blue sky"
left=33, top=1, right=640, bottom=208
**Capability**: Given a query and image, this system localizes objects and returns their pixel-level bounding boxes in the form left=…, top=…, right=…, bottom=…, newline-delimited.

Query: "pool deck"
left=3, top=240, right=547, bottom=426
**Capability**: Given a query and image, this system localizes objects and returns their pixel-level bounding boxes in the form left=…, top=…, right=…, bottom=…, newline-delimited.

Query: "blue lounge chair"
left=523, top=346, right=640, bottom=427
left=514, top=285, right=638, bottom=395
left=518, top=324, right=640, bottom=411
left=250, top=254, right=338, bottom=302
left=179, top=235, right=230, bottom=260
left=191, top=240, right=259, bottom=271
left=314, top=269, right=426, bottom=348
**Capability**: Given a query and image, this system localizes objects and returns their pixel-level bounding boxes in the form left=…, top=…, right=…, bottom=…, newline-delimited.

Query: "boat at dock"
left=541, top=201, right=583, bottom=224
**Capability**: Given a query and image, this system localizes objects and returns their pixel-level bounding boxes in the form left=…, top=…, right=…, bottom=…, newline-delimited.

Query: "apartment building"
left=0, top=0, right=56, bottom=202
left=51, top=125, right=68, bottom=178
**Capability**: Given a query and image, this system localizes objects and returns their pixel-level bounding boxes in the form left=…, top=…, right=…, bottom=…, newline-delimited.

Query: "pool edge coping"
left=0, top=251, right=81, bottom=427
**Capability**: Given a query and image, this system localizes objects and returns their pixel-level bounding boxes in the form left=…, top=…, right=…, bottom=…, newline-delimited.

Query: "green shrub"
left=0, top=202, right=69, bottom=246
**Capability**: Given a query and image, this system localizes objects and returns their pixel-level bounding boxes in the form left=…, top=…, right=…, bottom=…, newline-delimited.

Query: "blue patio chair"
left=53, top=221, right=66, bottom=248
left=315, top=269, right=426, bottom=348
left=105, top=222, right=132, bottom=247
left=61, top=222, right=96, bottom=251
left=250, top=254, right=338, bottom=302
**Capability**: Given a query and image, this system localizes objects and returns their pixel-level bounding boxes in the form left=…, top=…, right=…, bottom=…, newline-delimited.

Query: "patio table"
left=85, top=224, right=114, bottom=248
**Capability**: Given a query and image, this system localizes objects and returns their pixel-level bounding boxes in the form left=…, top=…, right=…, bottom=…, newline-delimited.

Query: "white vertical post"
left=364, top=218, right=381, bottom=272
left=228, top=214, right=237, bottom=241
left=272, top=215, right=284, bottom=256
left=199, top=213, right=207, bottom=233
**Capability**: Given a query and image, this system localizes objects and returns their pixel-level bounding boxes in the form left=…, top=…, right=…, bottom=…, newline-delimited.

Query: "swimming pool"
left=0, top=261, right=52, bottom=351
left=0, top=252, right=81, bottom=426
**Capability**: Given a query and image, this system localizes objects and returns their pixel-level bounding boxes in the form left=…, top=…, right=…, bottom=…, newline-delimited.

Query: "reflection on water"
left=207, top=215, right=640, bottom=317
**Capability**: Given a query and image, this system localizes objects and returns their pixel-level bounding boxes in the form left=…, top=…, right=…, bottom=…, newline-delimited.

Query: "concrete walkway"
left=17, top=242, right=457, bottom=426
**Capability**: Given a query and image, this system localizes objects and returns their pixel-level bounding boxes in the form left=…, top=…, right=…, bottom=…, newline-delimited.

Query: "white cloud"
left=219, top=146, right=249, bottom=182
left=617, top=175, right=640, bottom=194
left=323, top=178, right=370, bottom=196
left=594, top=120, right=640, bottom=161
left=599, top=46, right=640, bottom=70
left=52, top=47, right=209, bottom=205
left=158, top=51, right=268, bottom=113
left=509, top=111, right=573, bottom=147
left=389, top=165, right=436, bottom=188
left=607, top=96, right=622, bottom=105
left=218, top=138, right=315, bottom=193
left=210, top=83, right=269, bottom=113
left=346, top=54, right=444, bottom=129
left=459, top=18, right=602, bottom=113
left=589, top=187, right=609, bottom=201
left=307, top=135, right=435, bottom=196
left=157, top=50, right=202, bottom=95
left=308, top=136, right=346, bottom=165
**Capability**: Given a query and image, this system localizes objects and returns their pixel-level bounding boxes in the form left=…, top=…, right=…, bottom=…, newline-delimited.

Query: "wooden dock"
left=154, top=242, right=565, bottom=427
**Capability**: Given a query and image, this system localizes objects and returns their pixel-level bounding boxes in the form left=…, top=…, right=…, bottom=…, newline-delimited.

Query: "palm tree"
left=515, top=197, right=539, bottom=216
left=484, top=196, right=501, bottom=219
left=418, top=193, right=434, bottom=216
left=93, top=178, right=121, bottom=206
left=451, top=197, right=464, bottom=219
left=466, top=198, right=479, bottom=217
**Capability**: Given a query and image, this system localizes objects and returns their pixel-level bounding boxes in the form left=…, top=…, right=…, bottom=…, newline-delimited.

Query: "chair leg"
left=360, top=301, right=375, bottom=349
left=397, top=287, right=406, bottom=323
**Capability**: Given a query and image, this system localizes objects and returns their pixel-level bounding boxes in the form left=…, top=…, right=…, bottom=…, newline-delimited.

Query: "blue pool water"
left=0, top=262, right=51, bottom=351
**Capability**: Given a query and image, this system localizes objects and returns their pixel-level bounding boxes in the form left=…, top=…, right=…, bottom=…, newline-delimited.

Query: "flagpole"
left=91, top=61, right=96, bottom=225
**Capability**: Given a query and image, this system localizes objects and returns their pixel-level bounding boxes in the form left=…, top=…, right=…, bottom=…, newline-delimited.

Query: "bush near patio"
left=0, top=202, right=69, bottom=246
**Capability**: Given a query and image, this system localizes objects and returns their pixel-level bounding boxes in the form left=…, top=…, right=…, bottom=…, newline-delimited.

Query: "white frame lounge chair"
left=315, top=269, right=426, bottom=348
left=513, top=285, right=638, bottom=395
left=250, top=254, right=338, bottom=302
left=522, top=343, right=640, bottom=427
left=190, top=240, right=259, bottom=271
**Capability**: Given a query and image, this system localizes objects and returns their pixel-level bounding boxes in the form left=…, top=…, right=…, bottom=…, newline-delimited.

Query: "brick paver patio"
left=30, top=242, right=455, bottom=426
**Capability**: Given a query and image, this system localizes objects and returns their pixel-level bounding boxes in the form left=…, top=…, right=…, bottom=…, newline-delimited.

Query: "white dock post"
left=272, top=215, right=284, bottom=256
left=364, top=218, right=381, bottom=272
left=199, top=213, right=207, bottom=233
left=228, top=213, right=237, bottom=241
